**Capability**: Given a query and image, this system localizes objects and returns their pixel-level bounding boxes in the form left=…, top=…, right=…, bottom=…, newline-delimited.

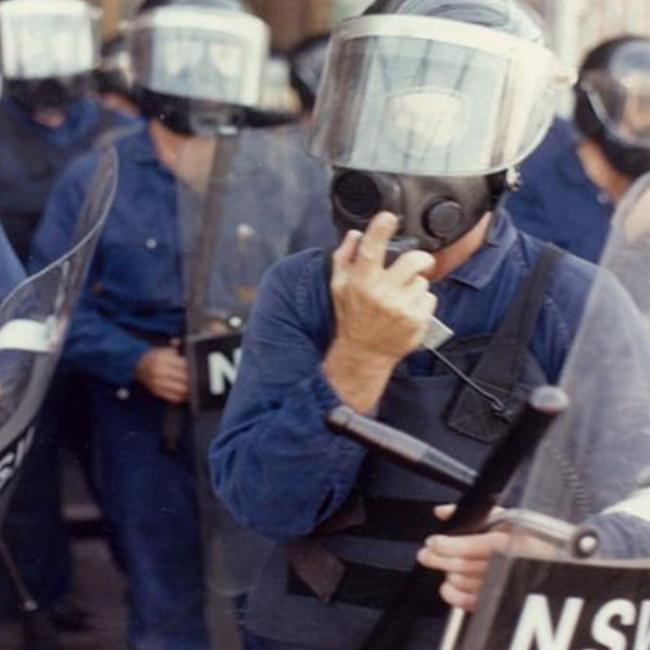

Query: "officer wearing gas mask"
left=0, top=0, right=132, bottom=264
left=30, top=0, right=334, bottom=648
left=209, top=1, right=618, bottom=649
left=506, top=36, right=650, bottom=263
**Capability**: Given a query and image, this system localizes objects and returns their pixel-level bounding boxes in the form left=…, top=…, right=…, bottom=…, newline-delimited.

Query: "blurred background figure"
left=93, top=34, right=141, bottom=118
left=288, top=32, right=330, bottom=118
left=30, top=0, right=334, bottom=648
left=243, top=50, right=301, bottom=128
left=0, top=0, right=132, bottom=265
left=0, top=1, right=134, bottom=649
left=506, top=35, right=650, bottom=262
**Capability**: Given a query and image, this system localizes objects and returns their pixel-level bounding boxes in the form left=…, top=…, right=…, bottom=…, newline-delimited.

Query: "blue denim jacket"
left=31, top=122, right=336, bottom=387
left=211, top=209, right=601, bottom=538
left=212, top=207, right=650, bottom=561
left=505, top=119, right=613, bottom=263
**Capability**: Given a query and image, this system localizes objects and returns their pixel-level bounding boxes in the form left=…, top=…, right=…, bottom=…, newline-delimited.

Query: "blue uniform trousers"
left=89, top=381, right=208, bottom=650
left=0, top=384, right=72, bottom=612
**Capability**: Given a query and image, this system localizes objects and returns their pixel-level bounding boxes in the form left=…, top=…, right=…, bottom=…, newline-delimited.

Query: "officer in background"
left=0, top=0, right=132, bottom=264
left=506, top=36, right=650, bottom=263
left=93, top=35, right=141, bottom=118
left=0, top=2, right=133, bottom=647
left=31, top=0, right=335, bottom=648
left=208, top=1, right=637, bottom=648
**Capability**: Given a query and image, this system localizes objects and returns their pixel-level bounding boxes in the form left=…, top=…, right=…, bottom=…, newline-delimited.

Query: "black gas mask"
left=5, top=75, right=89, bottom=116
left=137, top=88, right=246, bottom=136
left=331, top=168, right=507, bottom=253
left=598, top=130, right=650, bottom=180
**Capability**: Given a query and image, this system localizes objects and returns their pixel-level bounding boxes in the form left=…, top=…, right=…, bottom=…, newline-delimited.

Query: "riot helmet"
left=128, top=0, right=270, bottom=135
left=310, top=0, right=572, bottom=252
left=574, top=36, right=650, bottom=180
left=0, top=0, right=101, bottom=115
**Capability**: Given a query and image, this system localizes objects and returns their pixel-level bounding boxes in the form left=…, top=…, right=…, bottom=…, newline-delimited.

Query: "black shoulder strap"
left=446, top=244, right=564, bottom=442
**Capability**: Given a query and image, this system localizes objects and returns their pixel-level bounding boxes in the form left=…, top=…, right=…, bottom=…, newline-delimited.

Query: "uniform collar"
left=441, top=207, right=518, bottom=290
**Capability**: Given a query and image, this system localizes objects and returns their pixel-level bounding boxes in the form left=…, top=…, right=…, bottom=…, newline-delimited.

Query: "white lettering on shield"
left=509, top=595, right=650, bottom=650
left=208, top=348, right=242, bottom=396
left=509, top=594, right=584, bottom=650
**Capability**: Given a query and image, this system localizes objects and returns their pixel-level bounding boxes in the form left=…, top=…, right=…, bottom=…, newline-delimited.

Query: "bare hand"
left=417, top=505, right=553, bottom=612
left=331, top=212, right=437, bottom=364
left=323, top=213, right=437, bottom=412
left=135, top=346, right=189, bottom=404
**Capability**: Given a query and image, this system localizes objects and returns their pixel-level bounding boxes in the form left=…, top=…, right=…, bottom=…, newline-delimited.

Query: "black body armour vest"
left=245, top=246, right=563, bottom=650
left=0, top=102, right=124, bottom=263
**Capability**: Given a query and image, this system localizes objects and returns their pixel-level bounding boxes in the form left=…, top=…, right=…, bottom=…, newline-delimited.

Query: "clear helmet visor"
left=309, top=15, right=572, bottom=176
left=583, top=70, right=650, bottom=148
left=0, top=0, right=101, bottom=80
left=128, top=6, right=270, bottom=108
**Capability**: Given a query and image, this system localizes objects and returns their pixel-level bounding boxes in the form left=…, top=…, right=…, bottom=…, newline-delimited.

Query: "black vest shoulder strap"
left=446, top=244, right=564, bottom=442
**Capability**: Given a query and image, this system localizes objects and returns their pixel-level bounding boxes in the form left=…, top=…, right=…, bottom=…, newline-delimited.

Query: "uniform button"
left=116, top=387, right=130, bottom=401
left=597, top=192, right=611, bottom=205
left=145, top=238, right=158, bottom=250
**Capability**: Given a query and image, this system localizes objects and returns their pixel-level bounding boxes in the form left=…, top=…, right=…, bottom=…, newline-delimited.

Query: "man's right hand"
left=324, top=212, right=437, bottom=413
left=135, top=346, right=190, bottom=404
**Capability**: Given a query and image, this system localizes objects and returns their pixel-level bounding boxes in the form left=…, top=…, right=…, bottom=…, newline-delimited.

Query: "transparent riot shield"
left=458, top=173, right=650, bottom=650
left=0, top=147, right=118, bottom=524
left=174, top=124, right=331, bottom=649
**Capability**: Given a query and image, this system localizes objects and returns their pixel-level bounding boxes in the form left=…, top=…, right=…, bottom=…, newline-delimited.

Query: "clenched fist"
left=135, top=346, right=190, bottom=404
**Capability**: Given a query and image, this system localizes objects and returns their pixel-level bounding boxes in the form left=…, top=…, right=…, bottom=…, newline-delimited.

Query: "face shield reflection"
left=387, top=89, right=468, bottom=155
left=584, top=71, right=650, bottom=147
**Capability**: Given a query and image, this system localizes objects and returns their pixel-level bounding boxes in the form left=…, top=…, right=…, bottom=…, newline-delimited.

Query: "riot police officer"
left=0, top=0, right=132, bottom=263
left=0, top=1, right=132, bottom=647
left=506, top=36, right=650, bottom=262
left=208, top=1, right=628, bottom=649
left=31, top=0, right=335, bottom=648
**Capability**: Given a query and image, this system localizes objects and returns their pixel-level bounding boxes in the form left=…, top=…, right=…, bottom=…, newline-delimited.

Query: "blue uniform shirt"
left=31, top=122, right=336, bottom=388
left=0, top=223, right=24, bottom=300
left=505, top=119, right=614, bottom=263
left=0, top=97, right=113, bottom=148
left=211, top=209, right=600, bottom=540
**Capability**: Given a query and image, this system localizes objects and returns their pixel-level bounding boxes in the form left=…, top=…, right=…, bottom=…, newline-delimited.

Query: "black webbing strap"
left=446, top=245, right=564, bottom=442
left=345, top=497, right=445, bottom=542
left=288, top=560, right=448, bottom=617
